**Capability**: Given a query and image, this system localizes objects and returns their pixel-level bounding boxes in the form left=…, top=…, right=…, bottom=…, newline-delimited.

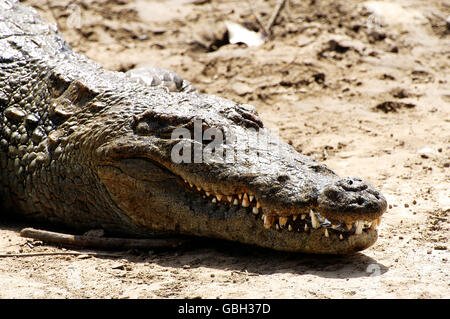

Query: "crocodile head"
left=91, top=87, right=387, bottom=254
left=1, top=1, right=386, bottom=255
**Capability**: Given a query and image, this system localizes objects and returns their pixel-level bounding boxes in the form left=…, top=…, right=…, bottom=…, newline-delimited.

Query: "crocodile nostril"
left=339, top=177, right=367, bottom=191
left=277, top=174, right=289, bottom=183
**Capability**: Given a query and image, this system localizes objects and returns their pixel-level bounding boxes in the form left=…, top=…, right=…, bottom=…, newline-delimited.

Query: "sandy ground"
left=0, top=0, right=449, bottom=298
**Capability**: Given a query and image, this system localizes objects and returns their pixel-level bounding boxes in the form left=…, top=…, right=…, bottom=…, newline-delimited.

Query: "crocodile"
left=0, top=0, right=387, bottom=254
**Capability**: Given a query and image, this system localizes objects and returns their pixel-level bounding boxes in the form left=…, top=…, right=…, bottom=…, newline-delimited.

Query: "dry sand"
left=0, top=0, right=448, bottom=298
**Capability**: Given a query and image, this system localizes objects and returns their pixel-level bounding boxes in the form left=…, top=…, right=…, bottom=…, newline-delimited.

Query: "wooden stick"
left=19, top=228, right=191, bottom=250
left=266, top=0, right=287, bottom=34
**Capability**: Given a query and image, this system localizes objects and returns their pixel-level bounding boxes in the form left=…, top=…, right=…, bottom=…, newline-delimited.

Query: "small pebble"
left=111, top=263, right=132, bottom=271
left=77, top=254, right=91, bottom=259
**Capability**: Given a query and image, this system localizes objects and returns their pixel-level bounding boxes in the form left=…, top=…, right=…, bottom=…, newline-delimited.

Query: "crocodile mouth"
left=99, top=155, right=383, bottom=253
left=181, top=178, right=382, bottom=241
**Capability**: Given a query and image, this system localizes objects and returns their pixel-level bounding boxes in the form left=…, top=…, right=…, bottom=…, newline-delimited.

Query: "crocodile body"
left=0, top=1, right=387, bottom=254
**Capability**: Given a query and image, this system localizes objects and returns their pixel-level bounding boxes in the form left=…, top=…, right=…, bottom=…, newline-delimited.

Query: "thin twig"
left=431, top=12, right=446, bottom=22
left=266, top=0, right=287, bottom=34
left=19, top=228, right=191, bottom=251
left=245, top=0, right=269, bottom=35
left=284, top=0, right=293, bottom=22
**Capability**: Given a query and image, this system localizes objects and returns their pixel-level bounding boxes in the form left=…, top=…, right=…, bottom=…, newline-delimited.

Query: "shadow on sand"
left=0, top=219, right=388, bottom=280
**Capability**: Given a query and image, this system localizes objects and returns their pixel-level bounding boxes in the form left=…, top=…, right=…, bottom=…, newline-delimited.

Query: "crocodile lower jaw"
left=183, top=179, right=382, bottom=240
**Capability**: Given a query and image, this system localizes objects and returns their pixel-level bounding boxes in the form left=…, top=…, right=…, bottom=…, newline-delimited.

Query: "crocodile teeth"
left=310, top=210, right=320, bottom=229
left=187, top=183, right=377, bottom=238
left=355, top=221, right=364, bottom=235
left=279, top=217, right=288, bottom=226
left=263, top=215, right=275, bottom=229
left=371, top=220, right=378, bottom=230
left=241, top=194, right=250, bottom=207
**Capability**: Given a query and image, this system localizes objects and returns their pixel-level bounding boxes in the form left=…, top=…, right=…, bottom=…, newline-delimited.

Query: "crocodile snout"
left=317, top=177, right=387, bottom=224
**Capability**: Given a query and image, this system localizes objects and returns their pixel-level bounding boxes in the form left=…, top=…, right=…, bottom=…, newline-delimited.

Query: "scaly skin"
left=0, top=1, right=387, bottom=254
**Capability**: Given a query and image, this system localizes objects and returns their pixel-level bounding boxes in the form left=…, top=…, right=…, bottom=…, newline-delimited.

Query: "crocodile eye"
left=132, top=109, right=195, bottom=137
left=236, top=105, right=264, bottom=129
left=222, top=103, right=264, bottom=129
